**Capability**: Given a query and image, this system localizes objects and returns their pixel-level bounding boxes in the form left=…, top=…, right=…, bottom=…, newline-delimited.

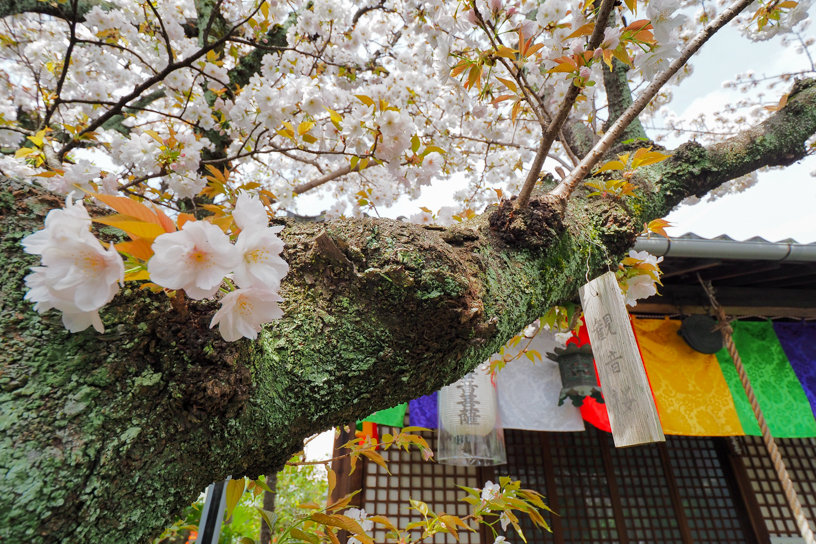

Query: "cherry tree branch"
left=292, top=163, right=371, bottom=195
left=56, top=3, right=265, bottom=159
left=550, top=0, right=756, bottom=200
left=515, top=0, right=616, bottom=207
left=41, top=0, right=79, bottom=129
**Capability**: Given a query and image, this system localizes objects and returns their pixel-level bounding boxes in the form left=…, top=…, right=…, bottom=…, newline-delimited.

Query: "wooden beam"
left=639, top=284, right=816, bottom=309
left=631, top=304, right=816, bottom=318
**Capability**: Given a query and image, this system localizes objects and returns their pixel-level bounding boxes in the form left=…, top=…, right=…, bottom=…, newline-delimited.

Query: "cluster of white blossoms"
left=637, top=0, right=688, bottom=81
left=622, top=250, right=664, bottom=307
left=22, top=197, right=124, bottom=333
left=21, top=193, right=288, bottom=342
left=0, top=0, right=810, bottom=244
left=148, top=193, right=288, bottom=341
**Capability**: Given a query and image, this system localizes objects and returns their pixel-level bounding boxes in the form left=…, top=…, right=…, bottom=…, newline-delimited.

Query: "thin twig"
left=293, top=163, right=370, bottom=195
left=42, top=0, right=79, bottom=128
left=58, top=2, right=265, bottom=159
left=550, top=0, right=755, bottom=200
left=515, top=0, right=616, bottom=207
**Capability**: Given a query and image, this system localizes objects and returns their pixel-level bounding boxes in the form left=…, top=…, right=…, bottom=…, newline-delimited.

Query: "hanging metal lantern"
left=678, top=315, right=723, bottom=354
left=546, top=344, right=604, bottom=407
left=437, top=364, right=506, bottom=466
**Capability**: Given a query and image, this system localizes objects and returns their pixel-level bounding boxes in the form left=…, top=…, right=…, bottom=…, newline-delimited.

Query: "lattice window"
left=549, top=429, right=620, bottom=544
left=665, top=436, right=749, bottom=543
left=605, top=438, right=685, bottom=543
left=738, top=436, right=816, bottom=537
left=361, top=427, right=481, bottom=544
left=494, top=430, right=555, bottom=544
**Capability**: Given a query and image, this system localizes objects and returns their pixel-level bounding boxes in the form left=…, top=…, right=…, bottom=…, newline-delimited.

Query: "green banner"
left=363, top=403, right=407, bottom=427
left=716, top=321, right=816, bottom=438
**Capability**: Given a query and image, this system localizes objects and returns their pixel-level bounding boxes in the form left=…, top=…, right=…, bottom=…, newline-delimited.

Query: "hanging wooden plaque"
left=579, top=271, right=665, bottom=447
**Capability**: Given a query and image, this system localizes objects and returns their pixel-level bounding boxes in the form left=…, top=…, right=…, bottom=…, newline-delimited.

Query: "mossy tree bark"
left=2, top=79, right=816, bottom=544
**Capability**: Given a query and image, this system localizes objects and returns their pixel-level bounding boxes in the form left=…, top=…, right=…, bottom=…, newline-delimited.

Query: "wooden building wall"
left=340, top=427, right=816, bottom=544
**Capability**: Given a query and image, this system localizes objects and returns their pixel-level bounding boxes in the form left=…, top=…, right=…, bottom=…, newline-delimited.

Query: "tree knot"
left=488, top=195, right=565, bottom=248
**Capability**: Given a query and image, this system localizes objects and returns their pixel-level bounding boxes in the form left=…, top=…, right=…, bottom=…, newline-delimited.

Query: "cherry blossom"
left=234, top=227, right=289, bottom=289
left=624, top=274, right=659, bottom=307
left=345, top=508, right=374, bottom=544
left=481, top=481, right=501, bottom=502
left=209, top=287, right=284, bottom=341
left=21, top=196, right=92, bottom=254
left=148, top=221, right=240, bottom=300
left=24, top=267, right=105, bottom=333
left=646, top=0, right=688, bottom=44
left=21, top=197, right=124, bottom=332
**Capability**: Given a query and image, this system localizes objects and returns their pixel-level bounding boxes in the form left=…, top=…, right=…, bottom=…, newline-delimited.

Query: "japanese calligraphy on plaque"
left=579, top=271, right=665, bottom=447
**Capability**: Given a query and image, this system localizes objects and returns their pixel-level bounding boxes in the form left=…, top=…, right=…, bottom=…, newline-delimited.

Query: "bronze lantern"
left=546, top=344, right=605, bottom=407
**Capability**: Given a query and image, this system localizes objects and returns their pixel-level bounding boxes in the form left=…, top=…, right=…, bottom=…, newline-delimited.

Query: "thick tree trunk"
left=1, top=79, right=815, bottom=544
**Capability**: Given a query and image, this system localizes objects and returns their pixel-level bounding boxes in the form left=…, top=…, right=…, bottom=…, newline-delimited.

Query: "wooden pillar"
left=329, top=424, right=365, bottom=544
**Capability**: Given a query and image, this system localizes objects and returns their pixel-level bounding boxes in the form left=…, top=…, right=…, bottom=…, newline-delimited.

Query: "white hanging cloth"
left=495, top=329, right=586, bottom=432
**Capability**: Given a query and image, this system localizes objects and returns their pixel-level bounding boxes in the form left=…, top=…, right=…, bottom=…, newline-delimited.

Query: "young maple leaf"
left=643, top=218, right=672, bottom=238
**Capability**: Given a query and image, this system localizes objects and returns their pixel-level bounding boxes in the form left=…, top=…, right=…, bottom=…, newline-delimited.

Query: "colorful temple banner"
left=716, top=321, right=816, bottom=438
left=363, top=403, right=407, bottom=427
left=634, top=318, right=744, bottom=436
left=774, top=322, right=816, bottom=417
left=408, top=393, right=438, bottom=429
left=394, top=319, right=816, bottom=439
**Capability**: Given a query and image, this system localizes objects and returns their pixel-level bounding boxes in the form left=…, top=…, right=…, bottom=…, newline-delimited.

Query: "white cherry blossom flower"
left=481, top=481, right=501, bottom=501
left=345, top=508, right=374, bottom=544
left=22, top=196, right=92, bottom=254
left=22, top=197, right=124, bottom=330
left=409, top=210, right=434, bottom=225
left=600, top=27, right=622, bottom=50
left=148, top=221, right=240, bottom=300
left=624, top=274, right=658, bottom=306
left=646, top=0, right=688, bottom=44
left=210, top=287, right=284, bottom=341
left=234, top=227, right=289, bottom=289
left=25, top=267, right=105, bottom=333
left=231, top=193, right=289, bottom=289
left=233, top=192, right=269, bottom=231
left=628, top=249, right=664, bottom=266
left=636, top=43, right=681, bottom=81
left=37, top=233, right=124, bottom=311
left=377, top=110, right=405, bottom=137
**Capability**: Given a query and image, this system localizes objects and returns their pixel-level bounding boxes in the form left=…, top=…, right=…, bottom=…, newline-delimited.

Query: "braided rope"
left=700, top=277, right=815, bottom=543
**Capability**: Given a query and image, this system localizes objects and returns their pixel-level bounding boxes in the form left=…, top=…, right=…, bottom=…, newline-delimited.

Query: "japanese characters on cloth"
left=495, top=330, right=585, bottom=432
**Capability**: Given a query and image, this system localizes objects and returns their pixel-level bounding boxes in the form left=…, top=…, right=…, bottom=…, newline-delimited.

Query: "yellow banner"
left=634, top=318, right=744, bottom=436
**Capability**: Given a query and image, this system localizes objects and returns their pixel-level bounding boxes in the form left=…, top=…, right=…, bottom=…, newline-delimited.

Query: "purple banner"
left=409, top=392, right=438, bottom=429
left=774, top=322, right=816, bottom=417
